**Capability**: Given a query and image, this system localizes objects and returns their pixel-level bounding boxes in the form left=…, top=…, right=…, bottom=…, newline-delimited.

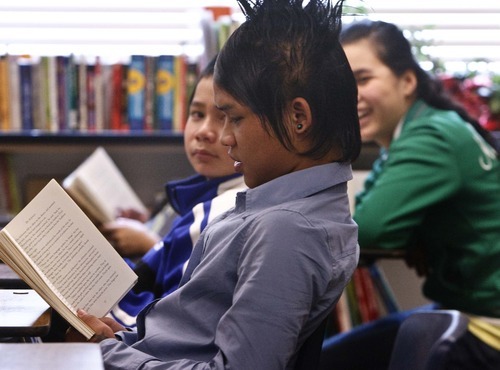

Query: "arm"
left=100, top=217, right=160, bottom=257
left=355, top=126, right=460, bottom=249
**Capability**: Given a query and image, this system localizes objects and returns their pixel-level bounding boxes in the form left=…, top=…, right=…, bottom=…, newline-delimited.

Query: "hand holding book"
left=0, top=179, right=137, bottom=339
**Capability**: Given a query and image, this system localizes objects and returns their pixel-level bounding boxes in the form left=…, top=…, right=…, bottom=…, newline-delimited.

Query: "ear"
left=290, top=97, right=312, bottom=134
left=401, top=69, right=417, bottom=99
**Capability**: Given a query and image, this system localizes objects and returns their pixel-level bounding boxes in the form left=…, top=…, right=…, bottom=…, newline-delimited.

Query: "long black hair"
left=340, top=19, right=498, bottom=151
left=214, top=0, right=361, bottom=163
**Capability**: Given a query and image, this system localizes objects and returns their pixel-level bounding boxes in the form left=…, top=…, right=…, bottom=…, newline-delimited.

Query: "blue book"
left=154, top=55, right=175, bottom=131
left=127, top=55, right=146, bottom=131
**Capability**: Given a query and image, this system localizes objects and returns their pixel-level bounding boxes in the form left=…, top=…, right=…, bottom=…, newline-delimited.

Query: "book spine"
left=110, top=63, right=127, bottom=131
left=368, top=264, right=400, bottom=314
left=31, top=59, right=47, bottom=131
left=143, top=56, right=155, bottom=132
left=358, top=266, right=382, bottom=322
left=352, top=267, right=370, bottom=323
left=86, top=64, right=96, bottom=131
left=127, top=55, right=146, bottom=131
left=19, top=57, right=34, bottom=131
left=77, top=56, right=88, bottom=131
left=345, top=279, right=362, bottom=327
left=334, top=290, right=353, bottom=333
left=173, top=55, right=187, bottom=132
left=8, top=55, right=22, bottom=131
left=0, top=55, right=10, bottom=131
left=94, top=57, right=104, bottom=131
left=67, top=54, right=78, bottom=131
left=155, top=55, right=175, bottom=132
left=56, top=56, right=69, bottom=131
left=46, top=56, right=59, bottom=132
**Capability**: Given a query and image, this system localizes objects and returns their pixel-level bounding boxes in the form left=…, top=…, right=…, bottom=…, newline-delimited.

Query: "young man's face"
left=213, top=84, right=299, bottom=189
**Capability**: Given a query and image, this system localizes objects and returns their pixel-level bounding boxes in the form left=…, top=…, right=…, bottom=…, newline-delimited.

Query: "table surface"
left=0, top=289, right=51, bottom=337
left=0, top=343, right=104, bottom=370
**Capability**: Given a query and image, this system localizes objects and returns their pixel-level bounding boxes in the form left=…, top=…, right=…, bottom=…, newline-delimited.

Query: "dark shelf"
left=0, top=130, right=184, bottom=145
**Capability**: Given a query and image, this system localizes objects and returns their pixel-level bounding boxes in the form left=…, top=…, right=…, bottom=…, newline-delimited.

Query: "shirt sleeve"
left=354, top=125, right=461, bottom=249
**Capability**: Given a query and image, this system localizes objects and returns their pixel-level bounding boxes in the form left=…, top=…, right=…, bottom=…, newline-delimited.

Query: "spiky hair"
left=215, top=0, right=361, bottom=162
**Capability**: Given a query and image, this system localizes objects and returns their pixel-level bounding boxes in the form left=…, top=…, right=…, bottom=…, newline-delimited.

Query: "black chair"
left=388, top=310, right=469, bottom=370
left=294, top=319, right=327, bottom=370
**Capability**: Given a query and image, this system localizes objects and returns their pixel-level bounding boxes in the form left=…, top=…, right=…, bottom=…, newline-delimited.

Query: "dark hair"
left=188, top=55, right=217, bottom=106
left=340, top=19, right=498, bottom=151
left=214, top=0, right=361, bottom=163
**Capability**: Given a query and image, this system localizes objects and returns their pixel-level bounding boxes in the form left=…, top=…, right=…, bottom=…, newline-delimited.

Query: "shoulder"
left=403, top=103, right=473, bottom=142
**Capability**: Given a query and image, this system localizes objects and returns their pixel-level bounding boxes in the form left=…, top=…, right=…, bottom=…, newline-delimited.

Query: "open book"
left=63, top=147, right=148, bottom=224
left=0, top=179, right=138, bottom=339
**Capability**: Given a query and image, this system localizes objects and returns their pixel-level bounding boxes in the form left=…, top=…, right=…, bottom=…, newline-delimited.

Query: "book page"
left=63, top=147, right=147, bottom=223
left=2, top=179, right=137, bottom=317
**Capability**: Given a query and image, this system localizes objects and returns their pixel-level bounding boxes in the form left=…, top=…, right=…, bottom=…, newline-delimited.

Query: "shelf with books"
left=0, top=54, right=198, bottom=135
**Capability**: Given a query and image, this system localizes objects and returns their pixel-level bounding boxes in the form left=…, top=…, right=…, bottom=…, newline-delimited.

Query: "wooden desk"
left=0, top=289, right=51, bottom=338
left=0, top=343, right=104, bottom=370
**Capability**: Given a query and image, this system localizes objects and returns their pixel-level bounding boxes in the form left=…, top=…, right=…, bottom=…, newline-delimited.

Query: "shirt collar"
left=235, top=162, right=352, bottom=213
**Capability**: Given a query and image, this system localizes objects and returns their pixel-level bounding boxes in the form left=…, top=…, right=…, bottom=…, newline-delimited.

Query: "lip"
left=227, top=148, right=242, bottom=173
left=357, top=108, right=371, bottom=126
left=227, top=147, right=238, bottom=162
left=193, top=149, right=216, bottom=159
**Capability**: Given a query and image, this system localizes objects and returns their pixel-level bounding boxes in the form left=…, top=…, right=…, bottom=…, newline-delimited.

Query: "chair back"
left=293, top=319, right=327, bottom=370
left=388, top=310, right=468, bottom=370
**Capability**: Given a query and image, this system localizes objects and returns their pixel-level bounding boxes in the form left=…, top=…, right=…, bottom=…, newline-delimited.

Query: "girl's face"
left=343, top=38, right=416, bottom=148
left=214, top=84, right=302, bottom=189
left=184, top=76, right=236, bottom=179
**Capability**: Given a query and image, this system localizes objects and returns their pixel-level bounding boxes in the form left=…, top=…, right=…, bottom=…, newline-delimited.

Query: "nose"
left=219, top=121, right=234, bottom=148
left=195, top=118, right=218, bottom=142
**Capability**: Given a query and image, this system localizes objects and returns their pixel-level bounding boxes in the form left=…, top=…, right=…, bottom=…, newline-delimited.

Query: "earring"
left=297, top=123, right=303, bottom=130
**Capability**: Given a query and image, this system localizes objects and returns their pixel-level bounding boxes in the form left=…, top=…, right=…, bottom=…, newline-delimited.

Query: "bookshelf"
left=0, top=133, right=194, bottom=213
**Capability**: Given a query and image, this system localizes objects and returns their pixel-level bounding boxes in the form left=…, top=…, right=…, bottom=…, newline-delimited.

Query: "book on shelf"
left=62, top=147, right=148, bottom=225
left=127, top=55, right=146, bottom=131
left=368, top=263, right=400, bottom=314
left=0, top=179, right=138, bottom=339
left=0, top=55, right=11, bottom=130
left=19, top=56, right=35, bottom=131
left=155, top=55, right=175, bottom=131
left=7, top=55, right=22, bottom=132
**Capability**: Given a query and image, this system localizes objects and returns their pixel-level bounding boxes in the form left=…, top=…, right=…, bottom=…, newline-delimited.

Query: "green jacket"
left=354, top=100, right=500, bottom=317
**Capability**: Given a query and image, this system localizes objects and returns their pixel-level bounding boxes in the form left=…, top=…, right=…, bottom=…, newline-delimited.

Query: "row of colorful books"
left=0, top=54, right=198, bottom=134
left=325, top=264, right=400, bottom=337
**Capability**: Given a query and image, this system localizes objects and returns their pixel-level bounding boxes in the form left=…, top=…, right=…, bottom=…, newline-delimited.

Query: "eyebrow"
left=216, top=103, right=234, bottom=112
left=190, top=101, right=205, bottom=108
left=352, top=68, right=371, bottom=76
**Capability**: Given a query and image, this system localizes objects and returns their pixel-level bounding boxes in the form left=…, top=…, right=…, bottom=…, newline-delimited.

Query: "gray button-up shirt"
left=101, top=162, right=359, bottom=370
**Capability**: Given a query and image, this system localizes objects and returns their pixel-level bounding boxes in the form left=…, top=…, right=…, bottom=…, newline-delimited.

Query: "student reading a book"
left=321, top=20, right=500, bottom=370
left=104, top=57, right=247, bottom=327
left=65, top=1, right=361, bottom=368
